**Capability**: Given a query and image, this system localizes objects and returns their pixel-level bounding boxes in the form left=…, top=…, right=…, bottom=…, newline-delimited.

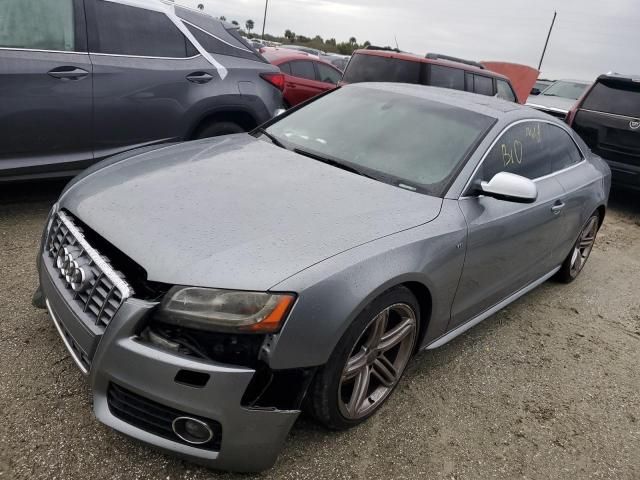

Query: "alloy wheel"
left=569, top=216, right=598, bottom=277
left=338, top=303, right=417, bottom=420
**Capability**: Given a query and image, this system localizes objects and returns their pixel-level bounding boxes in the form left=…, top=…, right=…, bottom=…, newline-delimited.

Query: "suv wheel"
left=195, top=121, right=246, bottom=139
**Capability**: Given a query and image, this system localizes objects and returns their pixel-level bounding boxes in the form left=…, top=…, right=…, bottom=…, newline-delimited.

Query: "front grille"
left=45, top=210, right=133, bottom=329
left=107, top=383, right=222, bottom=451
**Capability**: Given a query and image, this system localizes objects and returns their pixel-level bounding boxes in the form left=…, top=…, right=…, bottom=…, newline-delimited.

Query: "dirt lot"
left=1, top=181, right=638, bottom=480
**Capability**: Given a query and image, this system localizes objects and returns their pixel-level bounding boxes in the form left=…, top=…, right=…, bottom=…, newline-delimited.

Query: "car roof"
left=598, top=72, right=640, bottom=83
left=111, top=0, right=220, bottom=23
left=353, top=49, right=510, bottom=81
left=345, top=82, right=553, bottom=120
left=262, top=47, right=336, bottom=66
left=280, top=44, right=322, bottom=53
left=548, top=79, right=590, bottom=85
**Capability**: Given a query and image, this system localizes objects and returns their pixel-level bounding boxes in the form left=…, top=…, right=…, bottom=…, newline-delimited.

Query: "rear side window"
left=342, top=54, right=421, bottom=84
left=478, top=122, right=552, bottom=181
left=94, top=2, right=192, bottom=57
left=474, top=75, right=494, bottom=96
left=465, top=72, right=474, bottom=92
left=496, top=80, right=516, bottom=102
left=317, top=62, right=341, bottom=84
left=429, top=65, right=464, bottom=91
left=184, top=23, right=260, bottom=61
left=0, top=0, right=75, bottom=51
left=279, top=62, right=292, bottom=75
left=290, top=60, right=316, bottom=81
left=581, top=79, right=640, bottom=117
left=544, top=123, right=583, bottom=172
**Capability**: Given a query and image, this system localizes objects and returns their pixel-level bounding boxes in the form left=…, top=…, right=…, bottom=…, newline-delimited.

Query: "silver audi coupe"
left=34, top=83, right=610, bottom=472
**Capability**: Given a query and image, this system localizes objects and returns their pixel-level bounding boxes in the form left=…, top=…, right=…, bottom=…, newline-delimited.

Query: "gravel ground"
left=1, top=181, right=639, bottom=480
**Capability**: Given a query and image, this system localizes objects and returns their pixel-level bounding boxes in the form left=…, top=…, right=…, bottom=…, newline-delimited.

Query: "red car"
left=261, top=47, right=343, bottom=107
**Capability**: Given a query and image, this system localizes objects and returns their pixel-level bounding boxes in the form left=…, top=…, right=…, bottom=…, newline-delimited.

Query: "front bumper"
left=39, top=258, right=299, bottom=472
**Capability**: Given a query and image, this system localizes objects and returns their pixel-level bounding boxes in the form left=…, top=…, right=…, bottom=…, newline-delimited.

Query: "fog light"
left=171, top=416, right=214, bottom=445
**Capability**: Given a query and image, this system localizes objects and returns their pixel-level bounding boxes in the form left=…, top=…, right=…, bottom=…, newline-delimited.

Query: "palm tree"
left=349, top=36, right=357, bottom=45
left=231, top=20, right=239, bottom=26
left=284, top=29, right=293, bottom=40
left=245, top=19, right=254, bottom=34
left=197, top=3, right=204, bottom=10
left=219, top=16, right=226, bottom=21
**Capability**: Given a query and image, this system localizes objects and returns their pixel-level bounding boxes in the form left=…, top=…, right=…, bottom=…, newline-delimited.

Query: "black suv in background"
left=568, top=74, right=640, bottom=190
left=341, top=49, right=519, bottom=102
left=0, top=0, right=284, bottom=181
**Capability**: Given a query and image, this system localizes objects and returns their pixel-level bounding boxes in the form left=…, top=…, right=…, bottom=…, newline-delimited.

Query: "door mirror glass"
left=480, top=172, right=537, bottom=203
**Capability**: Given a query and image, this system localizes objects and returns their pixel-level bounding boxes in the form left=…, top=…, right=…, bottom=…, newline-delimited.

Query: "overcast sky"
left=177, top=0, right=639, bottom=81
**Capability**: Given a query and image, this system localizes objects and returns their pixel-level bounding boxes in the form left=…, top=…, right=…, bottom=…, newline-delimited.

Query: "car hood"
left=61, top=135, right=442, bottom=291
left=525, top=94, right=577, bottom=113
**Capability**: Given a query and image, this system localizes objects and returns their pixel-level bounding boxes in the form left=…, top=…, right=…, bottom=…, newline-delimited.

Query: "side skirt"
left=424, top=266, right=561, bottom=350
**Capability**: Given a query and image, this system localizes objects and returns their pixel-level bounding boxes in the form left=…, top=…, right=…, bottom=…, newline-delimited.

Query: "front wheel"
left=306, top=286, right=419, bottom=430
left=194, top=121, right=245, bottom=139
left=556, top=213, right=600, bottom=283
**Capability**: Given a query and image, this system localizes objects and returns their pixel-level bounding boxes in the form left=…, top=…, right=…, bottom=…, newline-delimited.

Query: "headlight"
left=156, top=286, right=295, bottom=333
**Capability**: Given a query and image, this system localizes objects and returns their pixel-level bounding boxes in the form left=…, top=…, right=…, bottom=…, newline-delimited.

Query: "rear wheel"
left=306, top=286, right=419, bottom=429
left=556, top=213, right=600, bottom=283
left=194, top=121, right=245, bottom=139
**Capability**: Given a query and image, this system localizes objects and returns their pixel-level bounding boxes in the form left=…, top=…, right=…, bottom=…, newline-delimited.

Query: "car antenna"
left=394, top=35, right=399, bottom=50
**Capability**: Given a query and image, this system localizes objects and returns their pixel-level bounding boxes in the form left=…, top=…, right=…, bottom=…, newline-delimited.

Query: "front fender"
left=266, top=200, right=467, bottom=369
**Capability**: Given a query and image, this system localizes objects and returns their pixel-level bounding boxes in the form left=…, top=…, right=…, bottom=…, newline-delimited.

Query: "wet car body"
left=35, top=84, right=610, bottom=471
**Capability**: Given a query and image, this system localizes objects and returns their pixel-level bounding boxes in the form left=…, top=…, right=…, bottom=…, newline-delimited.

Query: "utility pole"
left=261, top=0, right=269, bottom=40
left=538, top=11, right=557, bottom=71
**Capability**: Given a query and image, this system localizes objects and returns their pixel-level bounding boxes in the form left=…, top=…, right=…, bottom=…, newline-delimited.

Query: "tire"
left=555, top=212, right=600, bottom=283
left=194, top=121, right=246, bottom=139
left=32, top=285, right=46, bottom=309
left=306, top=286, right=420, bottom=430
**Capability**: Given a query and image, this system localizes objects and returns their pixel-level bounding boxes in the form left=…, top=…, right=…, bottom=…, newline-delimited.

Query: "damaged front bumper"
left=39, top=257, right=301, bottom=472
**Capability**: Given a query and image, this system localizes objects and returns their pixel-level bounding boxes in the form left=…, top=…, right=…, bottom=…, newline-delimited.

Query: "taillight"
left=260, top=73, right=285, bottom=91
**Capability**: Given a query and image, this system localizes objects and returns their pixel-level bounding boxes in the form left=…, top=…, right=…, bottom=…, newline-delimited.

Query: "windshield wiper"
left=293, top=148, right=377, bottom=180
left=257, top=128, right=287, bottom=149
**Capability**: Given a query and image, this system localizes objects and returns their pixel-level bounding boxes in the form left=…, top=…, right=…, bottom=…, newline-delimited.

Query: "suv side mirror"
left=480, top=172, right=538, bottom=203
left=530, top=87, right=541, bottom=95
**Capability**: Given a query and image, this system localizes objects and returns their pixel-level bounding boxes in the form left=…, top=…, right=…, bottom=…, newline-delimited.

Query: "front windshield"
left=542, top=81, right=588, bottom=100
left=265, top=86, right=494, bottom=197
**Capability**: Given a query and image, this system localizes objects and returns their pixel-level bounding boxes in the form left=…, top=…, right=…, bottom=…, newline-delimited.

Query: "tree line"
left=195, top=5, right=377, bottom=55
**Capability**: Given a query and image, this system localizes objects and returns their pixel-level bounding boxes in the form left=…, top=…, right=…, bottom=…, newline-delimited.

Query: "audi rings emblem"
left=56, top=247, right=93, bottom=292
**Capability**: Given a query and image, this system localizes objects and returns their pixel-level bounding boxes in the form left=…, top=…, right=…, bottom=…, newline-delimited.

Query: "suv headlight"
left=156, top=286, right=295, bottom=333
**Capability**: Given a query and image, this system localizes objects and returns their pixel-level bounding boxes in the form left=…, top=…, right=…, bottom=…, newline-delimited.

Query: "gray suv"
left=0, top=0, right=284, bottom=180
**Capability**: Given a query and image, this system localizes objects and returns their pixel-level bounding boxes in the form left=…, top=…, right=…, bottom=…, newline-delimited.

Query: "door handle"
left=551, top=201, right=565, bottom=214
left=186, top=72, right=214, bottom=84
left=48, top=66, right=89, bottom=80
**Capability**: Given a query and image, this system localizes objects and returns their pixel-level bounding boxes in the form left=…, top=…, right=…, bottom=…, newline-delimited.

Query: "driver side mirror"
left=530, top=87, right=541, bottom=95
left=479, top=172, right=538, bottom=203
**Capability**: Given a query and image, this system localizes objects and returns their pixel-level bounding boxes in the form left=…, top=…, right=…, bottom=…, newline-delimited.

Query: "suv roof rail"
left=364, top=45, right=401, bottom=53
left=425, top=53, right=485, bottom=69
